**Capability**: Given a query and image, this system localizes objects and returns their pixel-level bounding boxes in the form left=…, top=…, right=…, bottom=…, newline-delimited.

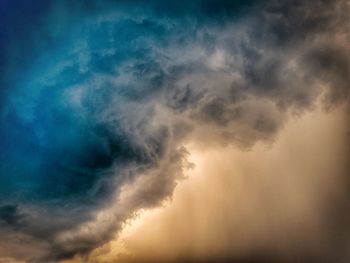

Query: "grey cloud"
left=49, top=0, right=349, bottom=258
left=0, top=0, right=349, bottom=262
left=0, top=205, right=25, bottom=228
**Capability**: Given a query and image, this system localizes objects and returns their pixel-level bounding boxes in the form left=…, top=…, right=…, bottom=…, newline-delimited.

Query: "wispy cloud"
left=0, top=0, right=348, bottom=262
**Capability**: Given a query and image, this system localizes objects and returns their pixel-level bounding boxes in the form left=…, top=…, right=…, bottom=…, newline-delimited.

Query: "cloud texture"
left=0, top=0, right=349, bottom=262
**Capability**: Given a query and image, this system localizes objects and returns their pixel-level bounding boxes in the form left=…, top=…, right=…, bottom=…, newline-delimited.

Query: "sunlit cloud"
left=0, top=1, right=349, bottom=262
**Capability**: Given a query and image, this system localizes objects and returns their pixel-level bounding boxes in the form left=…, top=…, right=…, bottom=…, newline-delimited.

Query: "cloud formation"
left=91, top=103, right=349, bottom=263
left=0, top=0, right=348, bottom=262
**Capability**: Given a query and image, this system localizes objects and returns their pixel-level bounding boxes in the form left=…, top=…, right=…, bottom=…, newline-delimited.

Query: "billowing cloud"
left=0, top=0, right=348, bottom=262
left=89, top=103, right=349, bottom=263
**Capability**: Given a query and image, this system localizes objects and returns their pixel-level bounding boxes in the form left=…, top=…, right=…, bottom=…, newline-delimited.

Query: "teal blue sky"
left=0, top=1, right=348, bottom=262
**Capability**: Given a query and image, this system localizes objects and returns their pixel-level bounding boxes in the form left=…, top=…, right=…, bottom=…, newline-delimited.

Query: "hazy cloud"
left=0, top=0, right=348, bottom=261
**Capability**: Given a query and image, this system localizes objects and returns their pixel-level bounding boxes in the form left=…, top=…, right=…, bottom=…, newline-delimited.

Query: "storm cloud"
left=0, top=0, right=348, bottom=262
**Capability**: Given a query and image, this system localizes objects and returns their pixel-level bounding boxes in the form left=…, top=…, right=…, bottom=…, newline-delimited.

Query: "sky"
left=0, top=1, right=349, bottom=263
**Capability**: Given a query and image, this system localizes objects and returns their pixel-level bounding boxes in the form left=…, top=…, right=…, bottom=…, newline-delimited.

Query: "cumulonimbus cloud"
left=0, top=0, right=348, bottom=262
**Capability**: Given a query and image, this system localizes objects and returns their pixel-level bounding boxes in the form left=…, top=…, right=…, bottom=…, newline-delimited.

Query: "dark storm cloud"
left=0, top=205, right=25, bottom=227
left=0, top=0, right=348, bottom=262
left=304, top=45, right=350, bottom=105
